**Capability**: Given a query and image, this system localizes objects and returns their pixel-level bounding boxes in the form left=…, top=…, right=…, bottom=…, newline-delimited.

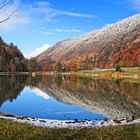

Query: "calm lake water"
left=0, top=75, right=140, bottom=120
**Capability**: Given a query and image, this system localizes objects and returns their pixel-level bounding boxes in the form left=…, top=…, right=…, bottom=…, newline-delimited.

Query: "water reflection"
left=39, top=76, right=140, bottom=118
left=0, top=75, right=25, bottom=107
left=0, top=75, right=140, bottom=119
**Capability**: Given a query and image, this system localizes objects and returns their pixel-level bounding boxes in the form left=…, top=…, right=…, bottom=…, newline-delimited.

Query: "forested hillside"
left=0, top=37, right=27, bottom=72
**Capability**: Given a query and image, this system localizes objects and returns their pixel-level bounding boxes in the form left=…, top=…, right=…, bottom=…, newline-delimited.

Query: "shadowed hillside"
left=0, top=37, right=27, bottom=72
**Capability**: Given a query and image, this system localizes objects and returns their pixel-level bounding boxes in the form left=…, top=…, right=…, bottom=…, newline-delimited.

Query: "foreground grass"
left=0, top=119, right=140, bottom=140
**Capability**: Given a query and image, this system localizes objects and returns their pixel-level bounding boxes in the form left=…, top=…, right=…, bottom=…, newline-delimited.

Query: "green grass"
left=0, top=119, right=140, bottom=140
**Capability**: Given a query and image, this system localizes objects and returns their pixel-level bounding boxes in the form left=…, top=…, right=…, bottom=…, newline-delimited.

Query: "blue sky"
left=0, top=0, right=140, bottom=56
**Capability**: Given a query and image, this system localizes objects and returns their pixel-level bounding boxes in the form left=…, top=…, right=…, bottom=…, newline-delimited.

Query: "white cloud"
left=55, top=28, right=83, bottom=33
left=35, top=1, right=51, bottom=7
left=41, top=31, right=53, bottom=35
left=128, top=0, right=140, bottom=10
left=0, top=12, right=30, bottom=31
left=0, top=1, right=97, bottom=31
left=26, top=43, right=50, bottom=59
left=58, top=11, right=97, bottom=18
left=32, top=1, right=97, bottom=22
left=41, top=28, right=84, bottom=36
left=0, top=0, right=30, bottom=31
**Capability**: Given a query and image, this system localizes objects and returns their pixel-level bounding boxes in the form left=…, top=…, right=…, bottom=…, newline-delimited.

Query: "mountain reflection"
left=0, top=75, right=140, bottom=119
left=0, top=75, right=40, bottom=107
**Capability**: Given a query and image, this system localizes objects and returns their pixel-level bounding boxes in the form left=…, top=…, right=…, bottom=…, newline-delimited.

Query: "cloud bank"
left=0, top=0, right=97, bottom=31
left=0, top=0, right=30, bottom=31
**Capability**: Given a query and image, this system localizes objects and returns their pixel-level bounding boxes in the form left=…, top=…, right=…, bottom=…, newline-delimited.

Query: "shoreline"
left=54, top=67, right=140, bottom=80
left=0, top=67, right=139, bottom=80
left=0, top=113, right=140, bottom=129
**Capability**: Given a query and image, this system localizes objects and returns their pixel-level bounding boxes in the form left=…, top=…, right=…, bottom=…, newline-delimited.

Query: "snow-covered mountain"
left=27, top=44, right=50, bottom=59
left=35, top=14, right=140, bottom=69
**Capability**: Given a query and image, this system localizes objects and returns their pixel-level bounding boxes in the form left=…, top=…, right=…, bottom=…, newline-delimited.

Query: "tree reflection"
left=0, top=75, right=42, bottom=106
left=0, top=75, right=26, bottom=106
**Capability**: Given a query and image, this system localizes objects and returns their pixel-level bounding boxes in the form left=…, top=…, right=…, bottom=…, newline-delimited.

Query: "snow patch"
left=0, top=113, right=140, bottom=129
left=26, top=44, right=50, bottom=59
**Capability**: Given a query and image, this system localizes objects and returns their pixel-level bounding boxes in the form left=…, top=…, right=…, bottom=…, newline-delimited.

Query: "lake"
left=0, top=75, right=140, bottom=120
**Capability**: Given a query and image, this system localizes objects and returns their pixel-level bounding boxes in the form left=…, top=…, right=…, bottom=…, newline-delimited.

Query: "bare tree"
left=0, top=0, right=19, bottom=23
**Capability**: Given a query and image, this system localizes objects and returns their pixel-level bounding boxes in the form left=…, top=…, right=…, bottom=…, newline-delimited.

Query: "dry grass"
left=0, top=119, right=140, bottom=140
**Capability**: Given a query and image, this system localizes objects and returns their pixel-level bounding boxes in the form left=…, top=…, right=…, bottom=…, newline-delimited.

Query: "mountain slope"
left=36, top=14, right=140, bottom=70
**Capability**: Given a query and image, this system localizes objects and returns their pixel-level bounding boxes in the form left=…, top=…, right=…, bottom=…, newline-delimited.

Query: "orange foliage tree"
left=69, top=59, right=80, bottom=71
left=42, top=65, right=49, bottom=71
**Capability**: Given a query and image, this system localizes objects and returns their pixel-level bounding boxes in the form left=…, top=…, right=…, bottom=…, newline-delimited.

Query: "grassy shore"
left=0, top=119, right=140, bottom=140
left=0, top=67, right=140, bottom=80
left=38, top=67, right=140, bottom=80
